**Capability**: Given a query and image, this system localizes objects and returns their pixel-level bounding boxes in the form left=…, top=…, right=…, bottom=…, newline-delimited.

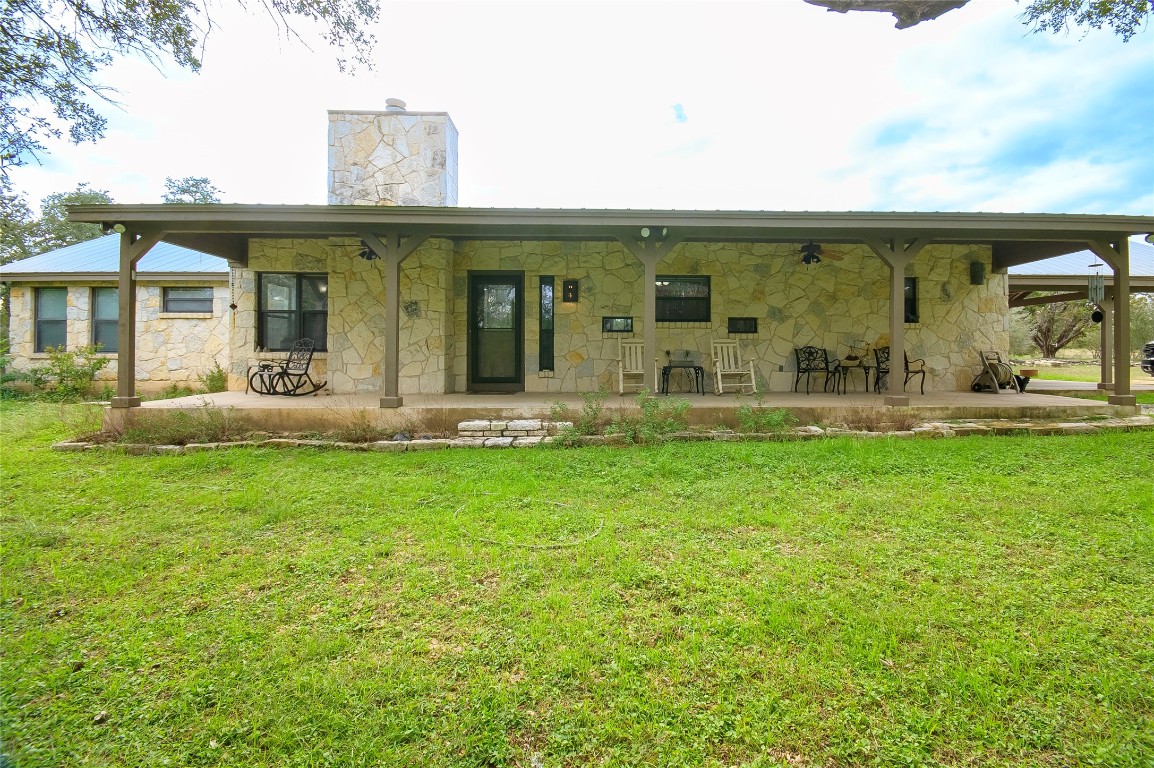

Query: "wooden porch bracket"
left=112, top=229, right=166, bottom=408
left=1088, top=238, right=1133, bottom=403
left=614, top=230, right=684, bottom=393
left=864, top=236, right=931, bottom=405
left=360, top=232, right=430, bottom=408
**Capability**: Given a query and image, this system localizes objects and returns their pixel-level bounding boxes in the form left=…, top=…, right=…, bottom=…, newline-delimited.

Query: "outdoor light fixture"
left=562, top=279, right=579, bottom=303
left=640, top=226, right=668, bottom=240
left=102, top=222, right=127, bottom=234
left=358, top=241, right=379, bottom=261
left=800, top=241, right=823, bottom=265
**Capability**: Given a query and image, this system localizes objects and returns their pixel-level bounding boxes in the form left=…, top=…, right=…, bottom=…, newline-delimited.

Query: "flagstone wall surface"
left=236, top=238, right=1005, bottom=395
left=7, top=282, right=230, bottom=390
left=327, top=110, right=459, bottom=207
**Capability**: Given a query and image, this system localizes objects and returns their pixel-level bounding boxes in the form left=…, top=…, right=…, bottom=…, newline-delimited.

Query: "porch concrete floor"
left=127, top=381, right=1146, bottom=434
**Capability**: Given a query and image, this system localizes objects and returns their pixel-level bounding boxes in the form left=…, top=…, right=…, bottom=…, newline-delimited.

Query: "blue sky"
left=11, top=0, right=1154, bottom=215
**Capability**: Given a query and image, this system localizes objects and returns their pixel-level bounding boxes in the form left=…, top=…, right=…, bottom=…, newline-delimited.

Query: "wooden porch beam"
left=864, top=236, right=930, bottom=405
left=614, top=230, right=684, bottom=393
left=1010, top=290, right=1087, bottom=308
left=112, top=229, right=165, bottom=408
left=360, top=232, right=430, bottom=408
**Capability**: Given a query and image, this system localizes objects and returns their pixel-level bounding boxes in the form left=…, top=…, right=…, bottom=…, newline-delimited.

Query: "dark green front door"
left=468, top=272, right=524, bottom=391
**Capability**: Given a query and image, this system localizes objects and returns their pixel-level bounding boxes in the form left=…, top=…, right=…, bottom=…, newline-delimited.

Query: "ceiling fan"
left=799, top=241, right=846, bottom=265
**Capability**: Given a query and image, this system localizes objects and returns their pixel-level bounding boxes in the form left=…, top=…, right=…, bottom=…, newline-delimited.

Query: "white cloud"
left=10, top=0, right=1153, bottom=215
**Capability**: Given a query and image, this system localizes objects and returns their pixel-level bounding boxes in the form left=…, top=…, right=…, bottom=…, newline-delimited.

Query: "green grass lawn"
left=2, top=402, right=1153, bottom=767
left=1032, top=362, right=1151, bottom=384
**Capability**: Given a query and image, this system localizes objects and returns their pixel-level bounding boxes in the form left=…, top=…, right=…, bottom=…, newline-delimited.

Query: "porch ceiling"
left=68, top=205, right=1154, bottom=267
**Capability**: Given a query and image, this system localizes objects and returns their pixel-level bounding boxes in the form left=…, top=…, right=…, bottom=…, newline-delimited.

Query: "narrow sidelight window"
left=539, top=276, right=554, bottom=371
left=904, top=277, right=919, bottom=323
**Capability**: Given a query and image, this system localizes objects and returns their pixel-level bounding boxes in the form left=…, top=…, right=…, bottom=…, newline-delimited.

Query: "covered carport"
left=1008, top=238, right=1154, bottom=389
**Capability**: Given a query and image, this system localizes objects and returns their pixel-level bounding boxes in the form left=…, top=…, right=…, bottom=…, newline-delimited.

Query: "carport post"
left=1097, top=291, right=1113, bottom=390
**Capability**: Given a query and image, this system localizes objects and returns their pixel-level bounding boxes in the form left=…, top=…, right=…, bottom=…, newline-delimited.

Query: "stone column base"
left=110, top=397, right=142, bottom=408
left=884, top=395, right=910, bottom=407
left=380, top=396, right=404, bottom=408
left=1108, top=394, right=1137, bottom=406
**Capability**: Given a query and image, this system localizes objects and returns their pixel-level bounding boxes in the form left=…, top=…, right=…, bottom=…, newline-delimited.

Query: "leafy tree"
left=1, top=193, right=34, bottom=266
left=1130, top=293, right=1154, bottom=354
left=21, top=184, right=114, bottom=257
left=1, top=0, right=379, bottom=191
left=163, top=176, right=223, bottom=204
left=804, top=0, right=1151, bottom=39
left=1021, top=297, right=1094, bottom=357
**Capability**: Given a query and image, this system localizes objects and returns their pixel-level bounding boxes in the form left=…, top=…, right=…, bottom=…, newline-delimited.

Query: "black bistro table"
left=661, top=363, right=706, bottom=395
left=836, top=361, right=871, bottom=394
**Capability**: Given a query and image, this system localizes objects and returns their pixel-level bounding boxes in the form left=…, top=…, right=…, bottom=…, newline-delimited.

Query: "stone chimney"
left=327, top=99, right=459, bottom=206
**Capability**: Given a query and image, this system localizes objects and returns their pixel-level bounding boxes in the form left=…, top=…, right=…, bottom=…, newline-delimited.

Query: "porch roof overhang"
left=68, top=205, right=1154, bottom=269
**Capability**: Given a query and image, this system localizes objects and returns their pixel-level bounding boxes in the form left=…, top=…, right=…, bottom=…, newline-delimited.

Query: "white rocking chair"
left=615, top=340, right=656, bottom=395
left=710, top=340, right=758, bottom=395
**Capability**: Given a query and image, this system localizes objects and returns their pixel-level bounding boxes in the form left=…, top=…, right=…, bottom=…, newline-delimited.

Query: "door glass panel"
left=470, top=276, right=522, bottom=387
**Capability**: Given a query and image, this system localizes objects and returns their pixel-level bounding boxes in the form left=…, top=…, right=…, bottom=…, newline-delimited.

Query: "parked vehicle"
left=1142, top=340, right=1154, bottom=376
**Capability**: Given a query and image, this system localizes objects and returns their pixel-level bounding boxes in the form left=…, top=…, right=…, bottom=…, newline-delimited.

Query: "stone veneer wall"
left=7, top=282, right=230, bottom=389
left=233, top=238, right=1006, bottom=395
left=327, top=110, right=459, bottom=206
left=235, top=239, right=456, bottom=395
left=448, top=241, right=1007, bottom=393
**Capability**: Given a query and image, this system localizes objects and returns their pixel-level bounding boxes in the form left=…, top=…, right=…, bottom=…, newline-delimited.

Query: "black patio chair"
left=247, top=338, right=327, bottom=396
left=793, top=345, right=839, bottom=394
left=873, top=346, right=926, bottom=395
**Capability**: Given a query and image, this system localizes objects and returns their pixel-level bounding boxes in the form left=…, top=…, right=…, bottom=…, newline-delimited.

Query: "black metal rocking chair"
left=247, top=338, right=327, bottom=396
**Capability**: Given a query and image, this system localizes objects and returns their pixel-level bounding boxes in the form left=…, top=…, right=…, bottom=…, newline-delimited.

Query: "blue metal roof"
left=1008, top=238, right=1154, bottom=277
left=0, top=234, right=228, bottom=277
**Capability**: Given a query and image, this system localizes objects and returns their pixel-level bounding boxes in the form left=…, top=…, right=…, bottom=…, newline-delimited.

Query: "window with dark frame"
left=163, top=286, right=214, bottom=313
left=539, top=276, right=555, bottom=371
left=904, top=277, right=919, bottom=323
left=35, top=287, right=67, bottom=352
left=91, top=287, right=118, bottom=352
left=656, top=275, right=710, bottom=322
left=727, top=317, right=758, bottom=334
left=602, top=316, right=634, bottom=333
left=258, top=273, right=328, bottom=351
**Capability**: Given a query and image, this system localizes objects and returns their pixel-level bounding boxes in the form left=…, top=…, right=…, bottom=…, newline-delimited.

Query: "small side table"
left=837, top=362, right=871, bottom=394
left=661, top=363, right=705, bottom=395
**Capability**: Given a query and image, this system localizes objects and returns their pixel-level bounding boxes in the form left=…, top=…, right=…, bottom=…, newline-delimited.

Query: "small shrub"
left=117, top=407, right=245, bottom=445
left=28, top=345, right=110, bottom=400
left=153, top=383, right=199, bottom=400
left=608, top=390, right=691, bottom=443
left=830, top=406, right=922, bottom=432
left=197, top=363, right=229, bottom=393
left=326, top=408, right=390, bottom=443
left=735, top=397, right=797, bottom=434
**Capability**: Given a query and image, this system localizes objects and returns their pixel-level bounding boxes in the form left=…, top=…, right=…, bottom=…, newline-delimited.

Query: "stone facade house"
left=55, top=101, right=1154, bottom=411
left=1, top=235, right=230, bottom=390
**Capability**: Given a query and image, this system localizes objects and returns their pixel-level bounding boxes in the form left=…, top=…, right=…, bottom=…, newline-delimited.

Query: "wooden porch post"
left=865, top=236, right=930, bottom=406
left=112, top=229, right=164, bottom=408
left=615, top=230, right=682, bottom=393
left=361, top=232, right=428, bottom=408
left=1098, top=290, right=1113, bottom=390
left=1090, top=238, right=1134, bottom=406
